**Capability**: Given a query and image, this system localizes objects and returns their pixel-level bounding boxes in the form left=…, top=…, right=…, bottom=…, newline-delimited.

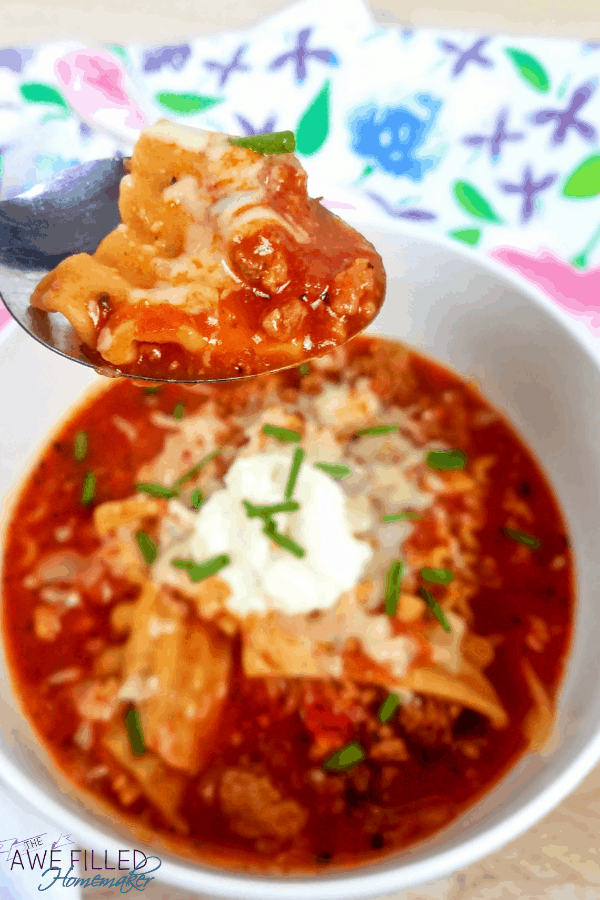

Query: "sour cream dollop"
left=189, top=453, right=373, bottom=618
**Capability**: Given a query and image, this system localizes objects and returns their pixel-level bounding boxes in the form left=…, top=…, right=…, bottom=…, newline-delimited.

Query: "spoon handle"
left=0, top=158, right=127, bottom=269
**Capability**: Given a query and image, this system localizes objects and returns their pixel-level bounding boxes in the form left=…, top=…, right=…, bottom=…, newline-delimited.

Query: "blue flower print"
left=349, top=95, right=442, bottom=180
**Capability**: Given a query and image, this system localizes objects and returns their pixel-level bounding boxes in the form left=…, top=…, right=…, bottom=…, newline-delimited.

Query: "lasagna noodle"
left=120, top=580, right=232, bottom=774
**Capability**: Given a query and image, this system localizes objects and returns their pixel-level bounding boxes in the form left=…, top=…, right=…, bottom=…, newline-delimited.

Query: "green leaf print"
left=448, top=227, right=481, bottom=247
left=155, top=92, right=223, bottom=115
left=563, top=154, right=600, bottom=198
left=296, top=79, right=330, bottom=156
left=453, top=181, right=503, bottom=223
left=571, top=221, right=600, bottom=269
left=107, top=45, right=129, bottom=66
left=19, top=82, right=70, bottom=110
left=505, top=49, right=550, bottom=93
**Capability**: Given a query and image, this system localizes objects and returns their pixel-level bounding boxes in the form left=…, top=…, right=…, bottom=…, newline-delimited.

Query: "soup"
left=1, top=336, right=573, bottom=874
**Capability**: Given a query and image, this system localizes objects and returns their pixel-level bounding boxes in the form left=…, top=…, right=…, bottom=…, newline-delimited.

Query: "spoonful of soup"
left=0, top=122, right=385, bottom=383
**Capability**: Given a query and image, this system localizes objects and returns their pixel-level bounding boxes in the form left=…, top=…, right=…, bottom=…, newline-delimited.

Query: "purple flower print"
left=349, top=94, right=442, bottom=180
left=0, top=48, right=33, bottom=73
left=235, top=114, right=277, bottom=136
left=366, top=192, right=437, bottom=220
left=531, top=81, right=597, bottom=144
left=269, top=28, right=338, bottom=83
left=500, top=166, right=557, bottom=222
left=204, top=46, right=250, bottom=89
left=439, top=37, right=493, bottom=77
left=463, top=108, right=524, bottom=161
left=142, top=44, right=191, bottom=73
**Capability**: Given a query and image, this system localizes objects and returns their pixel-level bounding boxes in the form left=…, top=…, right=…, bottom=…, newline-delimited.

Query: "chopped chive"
left=323, top=741, right=366, bottom=772
left=173, top=402, right=185, bottom=420
left=284, top=447, right=305, bottom=500
left=299, top=363, right=310, bottom=376
left=81, top=472, right=96, bottom=507
left=171, top=553, right=231, bottom=583
left=172, top=448, right=222, bottom=491
left=144, top=386, right=160, bottom=395
left=135, top=482, right=179, bottom=499
left=314, top=462, right=352, bottom=479
left=426, top=449, right=467, bottom=471
left=384, top=560, right=404, bottom=616
left=73, top=431, right=88, bottom=462
left=243, top=500, right=300, bottom=519
left=135, top=529, right=157, bottom=565
left=378, top=692, right=400, bottom=723
left=262, top=520, right=306, bottom=558
left=189, top=488, right=205, bottom=510
left=125, top=706, right=145, bottom=758
left=229, top=130, right=296, bottom=155
left=381, top=511, right=421, bottom=523
left=503, top=527, right=541, bottom=550
left=420, top=588, right=452, bottom=634
left=355, top=424, right=399, bottom=437
left=262, top=423, right=302, bottom=443
left=421, top=567, right=455, bottom=585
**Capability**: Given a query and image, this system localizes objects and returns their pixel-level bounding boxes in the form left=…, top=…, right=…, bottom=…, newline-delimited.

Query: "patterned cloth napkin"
left=2, top=0, right=600, bottom=339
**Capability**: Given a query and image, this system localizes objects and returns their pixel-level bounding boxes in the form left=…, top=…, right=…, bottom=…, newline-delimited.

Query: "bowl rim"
left=1, top=218, right=600, bottom=899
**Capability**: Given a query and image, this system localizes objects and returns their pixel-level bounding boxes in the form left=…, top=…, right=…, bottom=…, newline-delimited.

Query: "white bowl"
left=2, top=222, right=600, bottom=900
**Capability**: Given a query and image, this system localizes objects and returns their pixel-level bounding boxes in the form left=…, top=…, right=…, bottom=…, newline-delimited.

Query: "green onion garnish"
left=378, top=692, right=400, bottom=723
left=229, top=130, right=296, bottom=155
left=125, top=706, right=145, bottom=758
left=173, top=402, right=185, bottom=420
left=314, top=462, right=352, bottom=479
left=243, top=500, right=300, bottom=519
left=323, top=741, right=366, bottom=772
left=421, top=567, right=455, bottom=585
left=355, top=424, right=399, bottom=437
left=81, top=472, right=96, bottom=507
left=135, top=482, right=179, bottom=499
left=73, top=431, right=88, bottom=462
left=171, top=553, right=231, bottom=583
left=298, top=363, right=310, bottom=376
left=262, top=521, right=306, bottom=558
left=503, top=527, right=541, bottom=550
left=426, top=449, right=467, bottom=471
left=172, top=448, right=222, bottom=491
left=136, top=529, right=157, bottom=565
left=190, top=488, right=205, bottom=510
left=284, top=447, right=305, bottom=500
left=384, top=560, right=404, bottom=616
left=381, top=511, right=421, bottom=523
left=144, top=386, right=160, bottom=395
left=262, top=424, right=302, bottom=443
left=420, top=588, right=452, bottom=634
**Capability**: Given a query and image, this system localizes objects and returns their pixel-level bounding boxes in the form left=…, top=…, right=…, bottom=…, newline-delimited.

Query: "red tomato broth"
left=1, top=337, right=573, bottom=874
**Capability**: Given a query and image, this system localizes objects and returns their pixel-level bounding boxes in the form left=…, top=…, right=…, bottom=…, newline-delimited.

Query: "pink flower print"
left=492, top=246, right=600, bottom=332
left=55, top=50, right=147, bottom=131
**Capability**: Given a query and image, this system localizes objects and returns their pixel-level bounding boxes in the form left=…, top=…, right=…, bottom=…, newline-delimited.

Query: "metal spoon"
left=0, top=158, right=382, bottom=384
left=0, top=158, right=135, bottom=375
